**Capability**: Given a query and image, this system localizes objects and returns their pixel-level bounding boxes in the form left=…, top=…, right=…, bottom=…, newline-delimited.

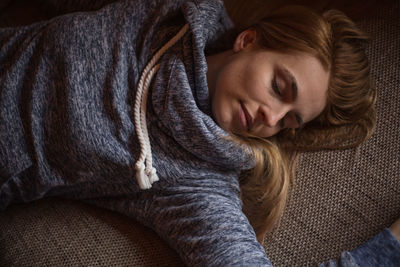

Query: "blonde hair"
left=238, top=6, right=376, bottom=242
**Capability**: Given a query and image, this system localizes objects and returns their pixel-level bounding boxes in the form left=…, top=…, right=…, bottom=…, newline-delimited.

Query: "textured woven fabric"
left=0, top=198, right=183, bottom=266
left=263, top=2, right=400, bottom=266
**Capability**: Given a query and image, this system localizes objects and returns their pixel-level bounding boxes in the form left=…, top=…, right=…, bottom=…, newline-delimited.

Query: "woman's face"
left=208, top=30, right=330, bottom=138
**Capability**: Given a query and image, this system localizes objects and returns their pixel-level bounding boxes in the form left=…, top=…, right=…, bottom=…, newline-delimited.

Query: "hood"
left=150, top=0, right=255, bottom=172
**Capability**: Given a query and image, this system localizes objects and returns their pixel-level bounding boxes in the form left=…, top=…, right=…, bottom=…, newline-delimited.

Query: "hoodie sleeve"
left=318, top=228, right=400, bottom=267
left=147, top=189, right=272, bottom=266
left=85, top=180, right=273, bottom=267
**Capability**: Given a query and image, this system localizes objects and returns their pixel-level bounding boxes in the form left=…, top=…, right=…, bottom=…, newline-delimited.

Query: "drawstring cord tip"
left=147, top=167, right=159, bottom=183
left=135, top=163, right=152, bottom=189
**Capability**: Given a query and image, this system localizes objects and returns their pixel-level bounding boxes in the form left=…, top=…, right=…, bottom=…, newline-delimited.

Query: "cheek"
left=212, top=70, right=238, bottom=117
left=215, top=57, right=247, bottom=97
left=242, top=70, right=270, bottom=101
left=210, top=59, right=249, bottom=131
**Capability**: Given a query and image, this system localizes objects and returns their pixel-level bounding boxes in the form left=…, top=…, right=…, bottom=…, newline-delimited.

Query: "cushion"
left=0, top=198, right=183, bottom=266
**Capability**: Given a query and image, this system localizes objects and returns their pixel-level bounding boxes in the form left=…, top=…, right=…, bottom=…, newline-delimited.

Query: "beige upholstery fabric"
left=263, top=2, right=400, bottom=265
left=0, top=1, right=399, bottom=266
left=0, top=199, right=183, bottom=266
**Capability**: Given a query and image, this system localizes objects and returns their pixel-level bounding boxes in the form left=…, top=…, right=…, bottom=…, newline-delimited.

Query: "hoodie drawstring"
left=134, top=24, right=189, bottom=189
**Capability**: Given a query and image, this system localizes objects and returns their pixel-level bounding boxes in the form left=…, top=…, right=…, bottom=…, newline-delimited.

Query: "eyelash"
left=272, top=77, right=281, bottom=96
left=272, top=77, right=285, bottom=128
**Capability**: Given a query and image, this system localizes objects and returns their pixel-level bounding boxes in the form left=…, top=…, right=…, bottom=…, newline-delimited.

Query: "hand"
left=389, top=217, right=400, bottom=241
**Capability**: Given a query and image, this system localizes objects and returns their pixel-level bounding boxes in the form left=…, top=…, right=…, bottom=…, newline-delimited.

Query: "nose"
left=257, top=105, right=287, bottom=128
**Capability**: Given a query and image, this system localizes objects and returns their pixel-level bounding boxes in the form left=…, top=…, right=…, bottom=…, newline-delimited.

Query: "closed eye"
left=272, top=77, right=282, bottom=96
left=272, top=76, right=286, bottom=128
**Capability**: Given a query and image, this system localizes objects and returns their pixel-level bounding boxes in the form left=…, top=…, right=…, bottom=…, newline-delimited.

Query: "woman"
left=0, top=0, right=399, bottom=265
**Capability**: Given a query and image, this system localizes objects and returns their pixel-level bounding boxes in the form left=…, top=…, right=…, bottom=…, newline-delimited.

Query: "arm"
left=85, top=181, right=273, bottom=266
left=319, top=226, right=400, bottom=266
left=146, top=189, right=272, bottom=266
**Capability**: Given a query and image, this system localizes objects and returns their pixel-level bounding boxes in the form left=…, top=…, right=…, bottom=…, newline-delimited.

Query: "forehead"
left=270, top=51, right=329, bottom=122
left=292, top=53, right=329, bottom=122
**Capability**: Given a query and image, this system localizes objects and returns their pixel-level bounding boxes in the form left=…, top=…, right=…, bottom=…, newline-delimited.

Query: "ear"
left=233, top=29, right=257, bottom=52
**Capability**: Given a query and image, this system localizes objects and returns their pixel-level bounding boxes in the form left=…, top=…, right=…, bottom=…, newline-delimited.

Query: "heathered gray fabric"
left=0, top=0, right=399, bottom=266
left=322, top=229, right=400, bottom=267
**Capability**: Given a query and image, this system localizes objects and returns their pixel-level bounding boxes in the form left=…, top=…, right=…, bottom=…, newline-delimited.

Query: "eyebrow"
left=282, top=68, right=303, bottom=128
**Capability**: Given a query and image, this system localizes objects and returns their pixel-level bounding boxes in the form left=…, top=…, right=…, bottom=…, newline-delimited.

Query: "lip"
left=240, top=102, right=253, bottom=131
